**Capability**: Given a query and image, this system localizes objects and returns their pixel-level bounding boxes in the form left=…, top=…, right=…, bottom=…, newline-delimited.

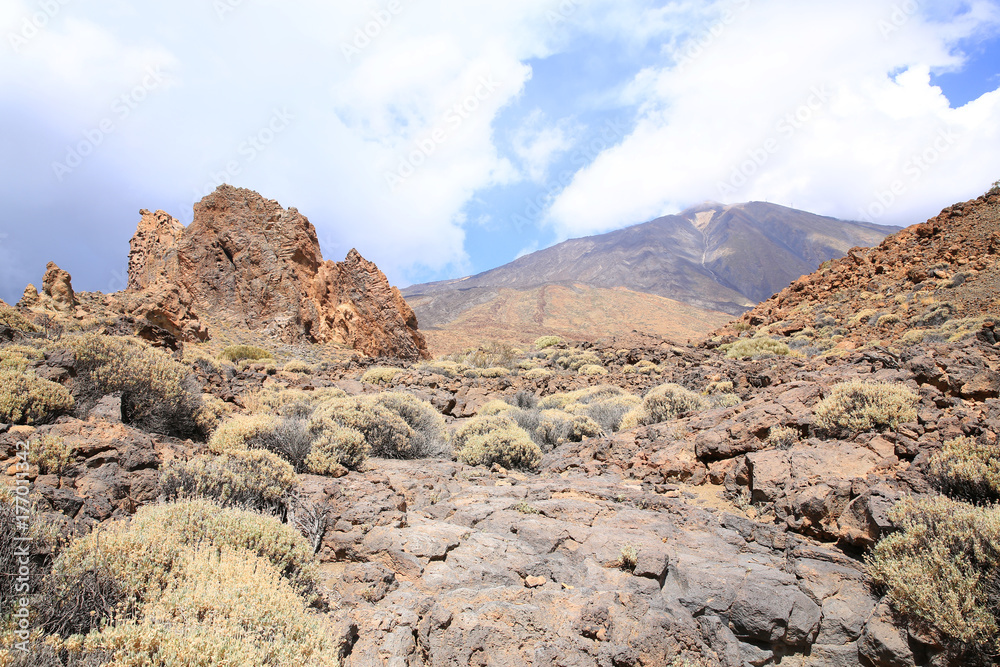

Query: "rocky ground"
left=2, top=189, right=999, bottom=666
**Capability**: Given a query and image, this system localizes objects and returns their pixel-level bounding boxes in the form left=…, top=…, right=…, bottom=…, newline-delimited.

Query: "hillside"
left=406, top=201, right=895, bottom=317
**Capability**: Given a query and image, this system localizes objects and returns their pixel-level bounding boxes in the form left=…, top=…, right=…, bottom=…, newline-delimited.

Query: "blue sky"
left=1, top=0, right=999, bottom=304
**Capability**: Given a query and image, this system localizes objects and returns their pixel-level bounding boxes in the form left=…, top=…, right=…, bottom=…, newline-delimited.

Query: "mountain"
left=404, top=201, right=897, bottom=352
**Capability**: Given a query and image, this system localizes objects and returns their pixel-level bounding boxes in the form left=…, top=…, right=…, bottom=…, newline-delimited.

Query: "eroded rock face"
left=125, top=186, right=428, bottom=359
left=41, top=262, right=77, bottom=312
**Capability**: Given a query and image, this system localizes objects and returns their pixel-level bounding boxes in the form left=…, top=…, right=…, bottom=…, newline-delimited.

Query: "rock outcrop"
left=125, top=185, right=428, bottom=360
left=41, top=262, right=77, bottom=312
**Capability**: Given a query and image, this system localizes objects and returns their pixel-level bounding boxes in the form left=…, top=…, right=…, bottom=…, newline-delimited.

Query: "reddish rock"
left=41, top=261, right=77, bottom=312
left=125, top=185, right=428, bottom=359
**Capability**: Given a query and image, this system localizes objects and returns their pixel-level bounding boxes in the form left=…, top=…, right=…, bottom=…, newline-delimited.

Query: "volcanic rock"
left=41, top=261, right=77, bottom=312
left=125, top=185, right=428, bottom=359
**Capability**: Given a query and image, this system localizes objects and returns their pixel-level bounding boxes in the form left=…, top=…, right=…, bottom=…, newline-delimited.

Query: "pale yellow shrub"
left=361, top=366, right=405, bottom=385
left=814, top=380, right=917, bottom=434
left=767, top=426, right=799, bottom=450
left=159, top=449, right=297, bottom=515
left=453, top=415, right=542, bottom=470
left=69, top=335, right=202, bottom=438
left=537, top=410, right=603, bottom=448
left=0, top=303, right=38, bottom=332
left=479, top=399, right=516, bottom=416
left=620, top=383, right=707, bottom=429
left=28, top=435, right=73, bottom=475
left=207, top=413, right=282, bottom=453
left=368, top=392, right=447, bottom=457
left=867, top=496, right=1000, bottom=658
left=218, top=345, right=273, bottom=363
left=929, top=436, right=1000, bottom=503
left=0, top=369, right=74, bottom=425
left=312, top=397, right=414, bottom=458
left=723, top=338, right=792, bottom=359
left=305, top=422, right=367, bottom=474
left=525, top=368, right=553, bottom=380
left=579, top=364, right=607, bottom=376
left=534, top=335, right=562, bottom=349
left=282, top=359, right=314, bottom=374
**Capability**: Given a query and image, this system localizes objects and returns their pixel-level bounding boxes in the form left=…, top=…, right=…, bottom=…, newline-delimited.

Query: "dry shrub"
left=313, top=397, right=413, bottom=459
left=453, top=415, right=542, bottom=470
left=537, top=410, right=604, bottom=449
left=620, top=383, right=707, bottom=430
left=524, top=368, right=553, bottom=380
left=282, top=359, right=314, bottom=374
left=724, top=337, right=792, bottom=359
left=0, top=369, right=74, bottom=425
left=534, top=335, right=562, bottom=349
left=767, top=426, right=799, bottom=450
left=36, top=500, right=335, bottom=665
left=217, top=345, right=273, bottom=363
left=479, top=400, right=516, bottom=416
left=929, top=436, right=1000, bottom=504
left=69, top=335, right=203, bottom=439
left=370, top=392, right=447, bottom=457
left=305, top=422, right=367, bottom=474
left=0, top=303, right=39, bottom=332
left=245, top=386, right=346, bottom=418
left=579, top=364, right=607, bottom=376
left=29, top=435, right=74, bottom=476
left=207, top=413, right=282, bottom=454
left=158, top=449, right=298, bottom=516
left=361, top=366, right=405, bottom=385
left=867, top=496, right=1000, bottom=661
left=814, top=379, right=917, bottom=435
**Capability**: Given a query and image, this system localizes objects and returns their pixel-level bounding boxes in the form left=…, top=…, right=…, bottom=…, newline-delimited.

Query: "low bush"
left=453, top=415, right=542, bottom=470
left=282, top=359, right=314, bottom=374
left=0, top=302, right=38, bottom=332
left=218, top=345, right=273, bottom=363
left=368, top=392, right=447, bottom=458
left=70, top=334, right=203, bottom=438
left=305, top=421, right=368, bottom=474
left=867, top=496, right=1000, bottom=661
left=0, top=370, right=74, bottom=425
left=313, top=397, right=414, bottom=459
left=524, top=368, right=553, bottom=380
left=929, top=436, right=1000, bottom=504
left=534, top=335, right=562, bottom=349
left=36, top=500, right=336, bottom=664
left=767, top=426, right=799, bottom=450
left=480, top=399, right=516, bottom=416
left=159, top=449, right=298, bottom=515
left=814, top=380, right=917, bottom=435
left=361, top=366, right=405, bottom=385
left=579, top=364, right=607, bottom=376
left=29, top=435, right=74, bottom=475
left=620, top=383, right=707, bottom=430
left=208, top=413, right=281, bottom=453
left=724, top=337, right=792, bottom=359
left=537, top=410, right=604, bottom=449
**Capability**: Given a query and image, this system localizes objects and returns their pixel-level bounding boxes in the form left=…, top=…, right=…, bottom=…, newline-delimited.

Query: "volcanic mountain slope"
left=716, top=190, right=1000, bottom=350
left=404, top=201, right=896, bottom=352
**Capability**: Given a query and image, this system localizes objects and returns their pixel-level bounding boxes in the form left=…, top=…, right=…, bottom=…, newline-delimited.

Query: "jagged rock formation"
left=125, top=185, right=428, bottom=359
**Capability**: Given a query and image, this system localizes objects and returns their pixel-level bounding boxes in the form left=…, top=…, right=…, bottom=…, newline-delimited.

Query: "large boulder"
left=125, top=185, right=428, bottom=359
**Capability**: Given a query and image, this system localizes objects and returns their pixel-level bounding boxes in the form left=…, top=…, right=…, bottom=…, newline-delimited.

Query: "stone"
left=41, top=262, right=77, bottom=312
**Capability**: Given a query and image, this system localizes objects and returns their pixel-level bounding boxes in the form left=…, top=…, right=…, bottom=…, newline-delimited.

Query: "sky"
left=1, top=0, right=999, bottom=304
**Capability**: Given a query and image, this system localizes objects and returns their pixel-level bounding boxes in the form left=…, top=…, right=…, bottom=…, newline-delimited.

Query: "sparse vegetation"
left=70, top=334, right=203, bottom=438
left=867, top=496, right=1000, bottom=661
left=534, top=335, right=562, bottom=349
left=453, top=415, right=542, bottom=470
left=362, top=366, right=405, bottom=385
left=723, top=337, right=792, bottom=359
left=218, top=344, right=273, bottom=363
left=929, top=436, right=1000, bottom=504
left=29, top=435, right=73, bottom=476
left=620, top=383, right=707, bottom=430
left=767, top=426, right=799, bottom=450
left=617, top=543, right=638, bottom=572
left=0, top=369, right=74, bottom=425
left=159, top=449, right=298, bottom=515
left=0, top=303, right=39, bottom=332
left=814, top=379, right=917, bottom=435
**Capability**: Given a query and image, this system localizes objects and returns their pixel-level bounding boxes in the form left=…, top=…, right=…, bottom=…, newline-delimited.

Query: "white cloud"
left=546, top=0, right=1000, bottom=238
left=511, top=110, right=578, bottom=183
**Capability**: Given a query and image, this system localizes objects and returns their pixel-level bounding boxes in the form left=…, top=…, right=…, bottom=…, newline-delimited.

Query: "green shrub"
left=159, top=449, right=298, bottom=515
left=0, top=302, right=38, bottom=332
left=361, top=366, right=405, bottom=385
left=867, top=496, right=1000, bottom=660
left=453, top=415, right=542, bottom=470
left=534, top=335, right=562, bottom=349
left=620, top=383, right=707, bottom=430
left=37, top=500, right=335, bottom=664
left=218, top=345, right=273, bottom=363
left=70, top=334, right=203, bottom=438
left=0, top=369, right=74, bottom=425
left=929, top=436, right=1000, bottom=504
left=724, top=337, right=792, bottom=359
left=305, top=421, right=368, bottom=473
left=814, top=380, right=917, bottom=435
